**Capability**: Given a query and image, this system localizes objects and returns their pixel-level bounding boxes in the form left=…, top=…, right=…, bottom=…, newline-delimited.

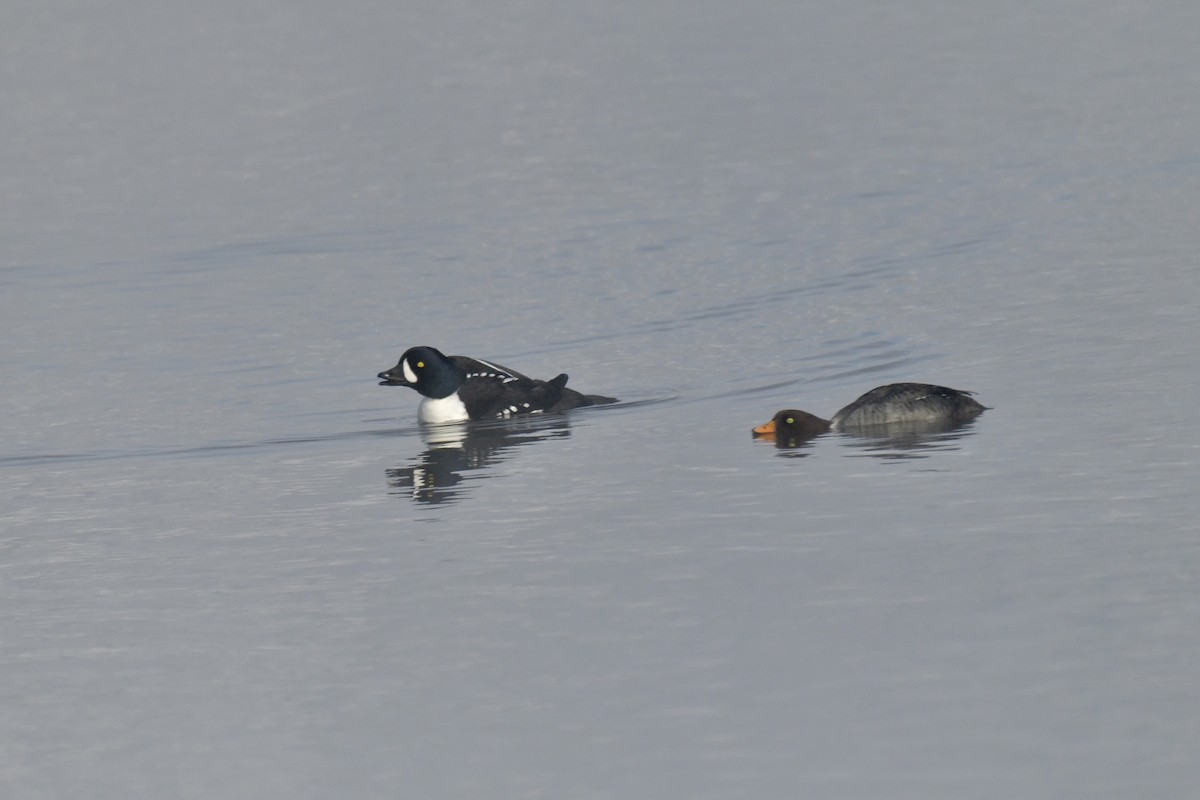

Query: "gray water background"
left=4, top=1, right=1200, bottom=797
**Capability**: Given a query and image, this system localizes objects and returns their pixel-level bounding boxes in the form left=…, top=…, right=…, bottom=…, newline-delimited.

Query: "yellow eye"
left=785, top=417, right=794, bottom=425
left=416, top=361, right=424, bottom=368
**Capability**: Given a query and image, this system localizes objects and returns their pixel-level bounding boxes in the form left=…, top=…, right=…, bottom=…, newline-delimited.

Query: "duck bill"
left=752, top=419, right=777, bottom=436
left=377, top=369, right=412, bottom=387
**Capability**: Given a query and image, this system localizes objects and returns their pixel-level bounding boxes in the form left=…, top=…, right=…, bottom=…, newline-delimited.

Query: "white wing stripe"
left=469, top=358, right=520, bottom=383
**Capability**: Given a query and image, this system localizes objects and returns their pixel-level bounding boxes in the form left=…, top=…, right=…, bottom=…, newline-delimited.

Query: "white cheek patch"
left=402, top=359, right=419, bottom=384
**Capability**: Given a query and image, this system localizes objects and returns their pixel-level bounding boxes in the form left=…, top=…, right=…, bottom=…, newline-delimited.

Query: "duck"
left=753, top=383, right=986, bottom=441
left=378, top=345, right=616, bottom=424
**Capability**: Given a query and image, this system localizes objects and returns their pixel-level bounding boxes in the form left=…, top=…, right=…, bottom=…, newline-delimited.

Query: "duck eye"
left=786, top=417, right=795, bottom=425
left=416, top=361, right=424, bottom=368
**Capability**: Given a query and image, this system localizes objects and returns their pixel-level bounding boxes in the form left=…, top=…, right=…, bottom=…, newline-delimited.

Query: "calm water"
left=4, top=1, right=1200, bottom=797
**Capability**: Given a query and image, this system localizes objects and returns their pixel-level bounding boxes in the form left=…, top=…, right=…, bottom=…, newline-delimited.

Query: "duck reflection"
left=839, top=418, right=982, bottom=460
left=386, top=416, right=572, bottom=504
left=755, top=417, right=983, bottom=459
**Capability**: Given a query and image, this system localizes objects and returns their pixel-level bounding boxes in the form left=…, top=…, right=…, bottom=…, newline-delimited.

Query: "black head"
left=377, top=346, right=464, bottom=399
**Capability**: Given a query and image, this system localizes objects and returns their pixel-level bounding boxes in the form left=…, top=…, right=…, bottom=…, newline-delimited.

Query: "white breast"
left=418, top=393, right=470, bottom=424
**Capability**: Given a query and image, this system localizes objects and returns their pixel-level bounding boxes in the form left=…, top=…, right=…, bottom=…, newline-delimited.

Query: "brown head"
left=752, top=410, right=832, bottom=443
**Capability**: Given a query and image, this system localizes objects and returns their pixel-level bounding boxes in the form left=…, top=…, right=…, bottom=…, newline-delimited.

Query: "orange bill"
left=752, top=419, right=776, bottom=436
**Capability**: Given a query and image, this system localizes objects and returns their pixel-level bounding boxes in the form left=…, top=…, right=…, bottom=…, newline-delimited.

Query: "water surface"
left=3, top=1, right=1200, bottom=797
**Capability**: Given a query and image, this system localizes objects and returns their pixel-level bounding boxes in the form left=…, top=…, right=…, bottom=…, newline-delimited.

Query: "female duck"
left=753, top=383, right=986, bottom=441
